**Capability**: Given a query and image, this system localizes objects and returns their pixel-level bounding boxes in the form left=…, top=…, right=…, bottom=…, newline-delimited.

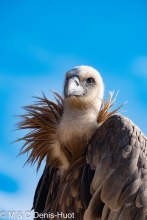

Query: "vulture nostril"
left=75, top=80, right=79, bottom=86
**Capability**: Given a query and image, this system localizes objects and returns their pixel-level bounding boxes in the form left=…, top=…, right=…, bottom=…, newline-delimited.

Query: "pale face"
left=64, top=66, right=104, bottom=109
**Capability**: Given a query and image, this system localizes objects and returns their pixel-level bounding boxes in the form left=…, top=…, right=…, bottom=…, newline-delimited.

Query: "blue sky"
left=0, top=0, right=147, bottom=217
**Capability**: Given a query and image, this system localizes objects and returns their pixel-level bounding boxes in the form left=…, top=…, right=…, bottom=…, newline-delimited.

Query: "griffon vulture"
left=17, top=66, right=147, bottom=220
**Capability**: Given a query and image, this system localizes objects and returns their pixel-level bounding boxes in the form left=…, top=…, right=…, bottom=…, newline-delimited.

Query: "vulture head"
left=64, top=66, right=104, bottom=111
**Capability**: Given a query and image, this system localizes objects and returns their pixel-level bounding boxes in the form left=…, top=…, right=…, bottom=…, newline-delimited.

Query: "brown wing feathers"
left=84, top=115, right=147, bottom=220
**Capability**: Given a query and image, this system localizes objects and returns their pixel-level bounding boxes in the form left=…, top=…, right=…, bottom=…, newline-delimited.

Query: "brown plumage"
left=17, top=65, right=147, bottom=220
left=17, top=92, right=64, bottom=170
left=17, top=91, right=121, bottom=170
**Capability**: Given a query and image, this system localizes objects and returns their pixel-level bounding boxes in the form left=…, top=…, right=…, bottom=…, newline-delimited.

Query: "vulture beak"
left=64, top=76, right=84, bottom=98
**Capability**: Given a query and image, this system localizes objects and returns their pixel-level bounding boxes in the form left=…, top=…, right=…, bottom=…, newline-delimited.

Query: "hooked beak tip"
left=64, top=76, right=84, bottom=98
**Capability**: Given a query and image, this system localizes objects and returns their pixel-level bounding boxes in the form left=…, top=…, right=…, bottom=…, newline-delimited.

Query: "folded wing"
left=84, top=114, right=147, bottom=220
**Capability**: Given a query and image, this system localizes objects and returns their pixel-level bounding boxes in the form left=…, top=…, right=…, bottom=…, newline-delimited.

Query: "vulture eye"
left=86, top=77, right=95, bottom=85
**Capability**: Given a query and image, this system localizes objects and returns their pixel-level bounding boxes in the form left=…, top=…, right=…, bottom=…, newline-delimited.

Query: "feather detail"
left=16, top=91, right=123, bottom=171
left=16, top=92, right=64, bottom=171
left=97, top=91, right=125, bottom=124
